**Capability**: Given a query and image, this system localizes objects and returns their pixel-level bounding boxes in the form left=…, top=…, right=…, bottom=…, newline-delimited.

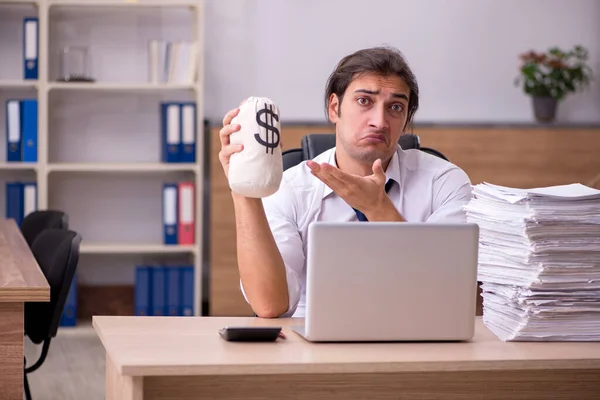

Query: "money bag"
left=228, top=97, right=283, bottom=198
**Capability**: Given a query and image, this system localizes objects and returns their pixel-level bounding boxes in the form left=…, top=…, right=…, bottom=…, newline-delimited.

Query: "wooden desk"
left=0, top=219, right=50, bottom=399
left=94, top=316, right=600, bottom=400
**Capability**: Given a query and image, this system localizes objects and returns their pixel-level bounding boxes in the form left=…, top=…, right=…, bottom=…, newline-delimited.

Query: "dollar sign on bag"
left=254, top=103, right=280, bottom=154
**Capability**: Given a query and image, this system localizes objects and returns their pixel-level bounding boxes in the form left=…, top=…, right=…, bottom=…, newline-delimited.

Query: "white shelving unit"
left=0, top=0, right=206, bottom=316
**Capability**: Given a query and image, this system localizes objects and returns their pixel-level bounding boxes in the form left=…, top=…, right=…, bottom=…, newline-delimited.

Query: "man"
left=218, top=46, right=472, bottom=318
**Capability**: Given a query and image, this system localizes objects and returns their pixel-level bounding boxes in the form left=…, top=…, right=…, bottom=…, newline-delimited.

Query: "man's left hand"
left=306, top=159, right=404, bottom=222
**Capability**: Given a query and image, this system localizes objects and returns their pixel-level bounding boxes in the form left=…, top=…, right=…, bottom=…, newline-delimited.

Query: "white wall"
left=203, top=0, right=600, bottom=123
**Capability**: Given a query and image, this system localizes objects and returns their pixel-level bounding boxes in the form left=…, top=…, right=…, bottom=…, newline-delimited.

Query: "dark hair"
left=324, top=46, right=419, bottom=131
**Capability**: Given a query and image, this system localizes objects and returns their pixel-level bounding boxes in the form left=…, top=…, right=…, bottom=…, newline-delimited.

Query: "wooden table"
left=94, top=315, right=600, bottom=400
left=0, top=219, right=50, bottom=399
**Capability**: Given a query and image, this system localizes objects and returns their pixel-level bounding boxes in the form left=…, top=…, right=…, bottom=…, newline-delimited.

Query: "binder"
left=177, top=182, right=195, bottom=245
left=166, top=267, right=180, bottom=316
left=134, top=266, right=152, bottom=316
left=23, top=17, right=39, bottom=80
left=21, top=99, right=38, bottom=162
left=162, top=183, right=178, bottom=244
left=151, top=266, right=166, bottom=316
left=161, top=102, right=180, bottom=163
left=180, top=265, right=194, bottom=316
left=6, top=183, right=24, bottom=226
left=23, top=182, right=37, bottom=220
left=6, top=100, right=21, bottom=162
left=180, top=102, right=196, bottom=163
left=59, top=274, right=77, bottom=326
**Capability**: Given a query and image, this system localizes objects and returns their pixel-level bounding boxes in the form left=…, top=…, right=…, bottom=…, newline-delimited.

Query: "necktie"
left=354, top=179, right=395, bottom=221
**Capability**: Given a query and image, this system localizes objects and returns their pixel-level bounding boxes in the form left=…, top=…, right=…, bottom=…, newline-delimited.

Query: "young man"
left=218, top=46, right=473, bottom=318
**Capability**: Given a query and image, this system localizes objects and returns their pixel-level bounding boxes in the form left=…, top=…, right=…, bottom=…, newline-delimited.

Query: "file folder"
left=6, top=100, right=21, bottom=162
left=166, top=267, right=180, bottom=316
left=161, top=103, right=181, bottom=163
left=6, top=183, right=24, bottom=226
left=23, top=17, right=39, bottom=80
left=23, top=182, right=37, bottom=220
left=180, top=102, right=196, bottom=163
left=21, top=99, right=38, bottom=162
left=134, top=266, right=152, bottom=316
left=180, top=265, right=194, bottom=316
left=178, top=182, right=195, bottom=245
left=152, top=266, right=166, bottom=316
left=162, top=183, right=178, bottom=244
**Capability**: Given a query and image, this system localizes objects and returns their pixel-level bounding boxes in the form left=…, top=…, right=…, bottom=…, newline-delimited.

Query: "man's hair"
left=324, top=46, right=419, bottom=131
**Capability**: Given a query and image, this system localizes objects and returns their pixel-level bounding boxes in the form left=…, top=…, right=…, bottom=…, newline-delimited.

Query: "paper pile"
left=464, top=182, right=600, bottom=341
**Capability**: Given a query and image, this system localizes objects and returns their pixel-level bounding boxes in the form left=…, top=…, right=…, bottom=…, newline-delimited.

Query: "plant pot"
left=532, top=96, right=558, bottom=123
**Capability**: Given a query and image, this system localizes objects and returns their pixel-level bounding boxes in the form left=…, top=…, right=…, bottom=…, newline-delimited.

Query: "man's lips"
left=362, top=134, right=387, bottom=144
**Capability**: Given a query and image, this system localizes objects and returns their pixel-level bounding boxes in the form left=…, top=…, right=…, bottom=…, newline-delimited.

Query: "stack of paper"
left=464, top=182, right=600, bottom=341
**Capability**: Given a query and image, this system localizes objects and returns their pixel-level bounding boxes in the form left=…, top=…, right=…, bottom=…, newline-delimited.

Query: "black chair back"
left=21, top=210, right=69, bottom=248
left=282, top=133, right=446, bottom=171
left=24, top=229, right=81, bottom=344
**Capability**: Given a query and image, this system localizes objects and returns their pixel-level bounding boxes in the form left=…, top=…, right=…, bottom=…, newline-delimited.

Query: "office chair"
left=282, top=133, right=448, bottom=170
left=23, top=229, right=82, bottom=400
left=20, top=210, right=69, bottom=248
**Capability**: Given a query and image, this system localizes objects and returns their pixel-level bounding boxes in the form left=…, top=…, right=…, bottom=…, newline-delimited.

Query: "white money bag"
left=228, top=97, right=283, bottom=198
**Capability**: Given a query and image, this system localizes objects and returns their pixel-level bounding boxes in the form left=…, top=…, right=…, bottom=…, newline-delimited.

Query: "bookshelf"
left=0, top=0, right=206, bottom=316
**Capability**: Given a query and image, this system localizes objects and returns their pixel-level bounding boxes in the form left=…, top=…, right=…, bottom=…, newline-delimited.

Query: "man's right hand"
left=218, top=107, right=244, bottom=179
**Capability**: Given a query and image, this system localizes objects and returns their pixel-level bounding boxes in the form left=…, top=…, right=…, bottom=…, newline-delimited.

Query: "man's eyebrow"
left=353, top=89, right=408, bottom=101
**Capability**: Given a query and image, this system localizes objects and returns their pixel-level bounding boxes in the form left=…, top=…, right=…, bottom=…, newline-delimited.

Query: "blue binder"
left=23, top=17, right=39, bottom=80
left=60, top=274, right=77, bottom=326
left=152, top=266, right=166, bottom=316
left=134, top=266, right=152, bottom=316
left=180, top=265, right=194, bottom=316
left=162, top=183, right=178, bottom=244
left=180, top=102, right=196, bottom=163
left=161, top=102, right=181, bottom=163
left=21, top=99, right=38, bottom=162
left=6, top=100, right=21, bottom=162
left=6, top=183, right=24, bottom=226
left=166, top=267, right=180, bottom=316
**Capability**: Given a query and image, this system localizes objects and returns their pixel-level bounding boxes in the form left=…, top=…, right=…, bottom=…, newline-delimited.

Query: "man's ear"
left=328, top=93, right=340, bottom=123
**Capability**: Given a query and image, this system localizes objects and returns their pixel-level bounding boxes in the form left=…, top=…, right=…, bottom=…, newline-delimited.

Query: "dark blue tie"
left=354, top=179, right=394, bottom=221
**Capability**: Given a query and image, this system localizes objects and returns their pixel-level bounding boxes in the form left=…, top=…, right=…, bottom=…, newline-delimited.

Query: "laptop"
left=291, top=222, right=479, bottom=342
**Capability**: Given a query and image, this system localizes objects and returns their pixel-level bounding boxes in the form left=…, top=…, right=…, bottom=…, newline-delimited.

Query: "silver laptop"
left=292, top=222, right=479, bottom=342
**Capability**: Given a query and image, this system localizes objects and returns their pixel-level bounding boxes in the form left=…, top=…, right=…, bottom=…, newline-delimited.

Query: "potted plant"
left=515, top=45, right=593, bottom=123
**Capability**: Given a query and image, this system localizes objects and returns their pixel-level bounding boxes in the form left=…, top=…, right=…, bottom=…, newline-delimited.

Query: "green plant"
left=515, top=45, right=593, bottom=100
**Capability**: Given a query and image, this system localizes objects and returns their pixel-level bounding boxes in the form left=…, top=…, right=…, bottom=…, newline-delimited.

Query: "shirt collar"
left=321, top=145, right=401, bottom=199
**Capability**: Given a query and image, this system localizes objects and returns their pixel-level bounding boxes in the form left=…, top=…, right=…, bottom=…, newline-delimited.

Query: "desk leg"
left=106, top=354, right=143, bottom=400
left=0, top=302, right=23, bottom=400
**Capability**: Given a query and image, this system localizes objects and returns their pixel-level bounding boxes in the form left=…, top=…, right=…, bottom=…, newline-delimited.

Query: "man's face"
left=328, top=73, right=410, bottom=165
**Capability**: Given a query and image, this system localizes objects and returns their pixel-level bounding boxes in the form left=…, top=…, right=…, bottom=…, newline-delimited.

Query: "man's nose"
left=368, top=104, right=388, bottom=130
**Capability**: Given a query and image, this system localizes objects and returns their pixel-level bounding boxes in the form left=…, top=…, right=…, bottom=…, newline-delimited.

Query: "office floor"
left=24, top=324, right=104, bottom=400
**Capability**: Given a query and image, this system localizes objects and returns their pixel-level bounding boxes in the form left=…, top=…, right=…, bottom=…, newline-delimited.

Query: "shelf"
left=0, top=0, right=205, bottom=316
left=0, top=80, right=37, bottom=89
left=49, top=0, right=198, bottom=8
left=48, top=163, right=198, bottom=173
left=48, top=82, right=196, bottom=92
left=80, top=243, right=198, bottom=255
left=0, top=162, right=38, bottom=170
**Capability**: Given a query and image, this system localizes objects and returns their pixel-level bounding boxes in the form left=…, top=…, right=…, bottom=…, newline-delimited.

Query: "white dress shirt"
left=241, top=144, right=473, bottom=317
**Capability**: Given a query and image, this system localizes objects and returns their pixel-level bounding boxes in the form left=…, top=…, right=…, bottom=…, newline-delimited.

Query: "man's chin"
left=350, top=149, right=391, bottom=164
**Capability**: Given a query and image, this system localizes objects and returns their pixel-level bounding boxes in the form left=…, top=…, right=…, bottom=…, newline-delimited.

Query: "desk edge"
left=0, top=287, right=50, bottom=302
left=118, top=359, right=600, bottom=377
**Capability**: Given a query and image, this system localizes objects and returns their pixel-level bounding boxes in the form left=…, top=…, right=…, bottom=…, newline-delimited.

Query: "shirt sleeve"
left=427, top=165, right=473, bottom=223
left=239, top=175, right=304, bottom=317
